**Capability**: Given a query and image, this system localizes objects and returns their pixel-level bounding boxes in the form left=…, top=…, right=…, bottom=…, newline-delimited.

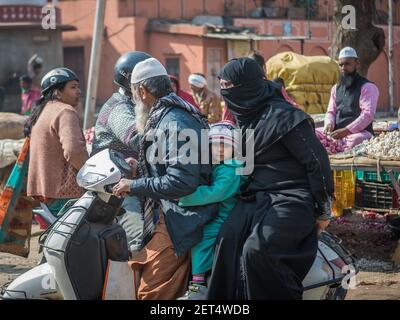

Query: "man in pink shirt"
left=316, top=47, right=379, bottom=154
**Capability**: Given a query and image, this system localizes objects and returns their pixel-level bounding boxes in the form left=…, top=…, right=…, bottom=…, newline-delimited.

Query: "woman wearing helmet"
left=25, top=67, right=88, bottom=215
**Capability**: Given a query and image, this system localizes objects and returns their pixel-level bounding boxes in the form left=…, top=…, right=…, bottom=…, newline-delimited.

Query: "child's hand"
left=112, top=179, right=132, bottom=198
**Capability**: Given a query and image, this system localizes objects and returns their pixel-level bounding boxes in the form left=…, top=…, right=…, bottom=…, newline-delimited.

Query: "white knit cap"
left=339, top=47, right=358, bottom=59
left=209, top=121, right=238, bottom=147
left=130, top=58, right=168, bottom=84
left=188, top=74, right=208, bottom=88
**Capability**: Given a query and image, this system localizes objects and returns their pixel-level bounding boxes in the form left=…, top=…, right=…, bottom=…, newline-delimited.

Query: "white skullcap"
left=188, top=74, right=208, bottom=88
left=339, top=47, right=358, bottom=60
left=130, top=58, right=168, bottom=84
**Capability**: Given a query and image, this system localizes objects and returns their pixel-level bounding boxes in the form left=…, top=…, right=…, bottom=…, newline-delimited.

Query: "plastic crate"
left=356, top=170, right=400, bottom=184
left=355, top=180, right=400, bottom=211
left=332, top=170, right=356, bottom=217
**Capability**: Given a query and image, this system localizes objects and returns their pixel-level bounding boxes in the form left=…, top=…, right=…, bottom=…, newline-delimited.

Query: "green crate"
left=356, top=170, right=400, bottom=183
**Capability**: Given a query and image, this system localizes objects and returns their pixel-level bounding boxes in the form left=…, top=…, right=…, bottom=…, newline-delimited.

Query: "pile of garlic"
left=356, top=131, right=400, bottom=158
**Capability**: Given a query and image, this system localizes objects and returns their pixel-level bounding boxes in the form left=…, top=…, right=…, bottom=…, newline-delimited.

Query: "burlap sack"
left=0, top=139, right=25, bottom=169
left=0, top=113, right=27, bottom=140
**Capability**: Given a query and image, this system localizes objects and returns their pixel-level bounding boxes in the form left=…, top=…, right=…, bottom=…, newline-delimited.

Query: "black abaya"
left=207, top=120, right=333, bottom=300
left=208, top=58, right=334, bottom=300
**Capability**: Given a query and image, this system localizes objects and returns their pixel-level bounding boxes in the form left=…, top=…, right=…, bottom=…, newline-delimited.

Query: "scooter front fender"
left=1, top=263, right=62, bottom=300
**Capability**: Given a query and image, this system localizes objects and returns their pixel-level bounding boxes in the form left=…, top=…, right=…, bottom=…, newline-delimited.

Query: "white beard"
left=135, top=98, right=151, bottom=134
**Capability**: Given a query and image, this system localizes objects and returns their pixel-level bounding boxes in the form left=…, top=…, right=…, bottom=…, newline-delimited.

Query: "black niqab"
left=219, top=57, right=311, bottom=150
left=219, top=58, right=283, bottom=127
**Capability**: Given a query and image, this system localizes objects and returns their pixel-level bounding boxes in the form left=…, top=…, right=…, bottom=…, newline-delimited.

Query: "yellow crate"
left=332, top=170, right=356, bottom=217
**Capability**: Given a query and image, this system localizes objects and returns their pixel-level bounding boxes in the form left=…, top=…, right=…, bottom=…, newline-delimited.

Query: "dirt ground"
left=0, top=224, right=41, bottom=290
left=327, top=210, right=400, bottom=300
left=0, top=211, right=400, bottom=300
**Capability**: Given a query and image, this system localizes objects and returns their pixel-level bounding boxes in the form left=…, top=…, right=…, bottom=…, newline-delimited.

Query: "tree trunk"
left=332, top=0, right=386, bottom=76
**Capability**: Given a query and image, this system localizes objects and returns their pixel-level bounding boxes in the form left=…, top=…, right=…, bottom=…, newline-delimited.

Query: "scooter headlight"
left=77, top=172, right=107, bottom=187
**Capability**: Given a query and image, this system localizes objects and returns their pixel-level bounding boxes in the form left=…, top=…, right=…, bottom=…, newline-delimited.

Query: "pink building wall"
left=234, top=18, right=400, bottom=110
left=59, top=0, right=400, bottom=111
left=148, top=32, right=205, bottom=87
left=61, top=0, right=149, bottom=102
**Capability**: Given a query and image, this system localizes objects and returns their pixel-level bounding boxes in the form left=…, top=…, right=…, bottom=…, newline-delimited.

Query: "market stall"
left=329, top=131, right=400, bottom=216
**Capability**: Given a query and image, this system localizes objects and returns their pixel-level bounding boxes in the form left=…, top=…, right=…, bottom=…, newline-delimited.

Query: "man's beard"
left=135, top=98, right=151, bottom=134
left=340, top=71, right=357, bottom=88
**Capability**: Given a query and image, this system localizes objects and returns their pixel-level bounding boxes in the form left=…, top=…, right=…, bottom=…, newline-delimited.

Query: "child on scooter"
left=112, top=121, right=244, bottom=300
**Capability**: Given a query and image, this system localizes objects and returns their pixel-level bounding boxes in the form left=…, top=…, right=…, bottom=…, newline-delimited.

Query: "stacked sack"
left=0, top=113, right=26, bottom=183
left=266, top=52, right=340, bottom=114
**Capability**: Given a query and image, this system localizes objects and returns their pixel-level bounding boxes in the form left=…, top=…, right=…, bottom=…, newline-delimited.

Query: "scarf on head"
left=219, top=57, right=285, bottom=128
left=219, top=57, right=311, bottom=153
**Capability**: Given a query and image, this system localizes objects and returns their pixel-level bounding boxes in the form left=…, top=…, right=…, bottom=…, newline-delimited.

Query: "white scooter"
left=1, top=149, right=357, bottom=300
left=1, top=149, right=131, bottom=300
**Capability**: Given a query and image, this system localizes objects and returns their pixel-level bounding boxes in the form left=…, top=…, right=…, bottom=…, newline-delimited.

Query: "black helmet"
left=41, top=67, right=79, bottom=96
left=114, top=51, right=151, bottom=93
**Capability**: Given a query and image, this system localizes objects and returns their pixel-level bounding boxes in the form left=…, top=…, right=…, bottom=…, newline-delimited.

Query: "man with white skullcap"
left=112, top=57, right=216, bottom=300
left=188, top=73, right=222, bottom=124
left=315, top=47, right=379, bottom=154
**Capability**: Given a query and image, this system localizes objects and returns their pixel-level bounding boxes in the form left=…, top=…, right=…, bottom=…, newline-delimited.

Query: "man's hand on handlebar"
left=112, top=179, right=131, bottom=198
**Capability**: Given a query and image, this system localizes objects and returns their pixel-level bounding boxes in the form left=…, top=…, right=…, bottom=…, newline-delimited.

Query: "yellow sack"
left=266, top=52, right=340, bottom=114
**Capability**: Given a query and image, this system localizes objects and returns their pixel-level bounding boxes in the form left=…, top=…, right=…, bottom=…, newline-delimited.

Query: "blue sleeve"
left=178, top=164, right=241, bottom=206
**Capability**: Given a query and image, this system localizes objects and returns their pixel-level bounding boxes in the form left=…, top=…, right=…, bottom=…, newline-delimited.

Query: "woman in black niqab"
left=207, top=58, right=334, bottom=300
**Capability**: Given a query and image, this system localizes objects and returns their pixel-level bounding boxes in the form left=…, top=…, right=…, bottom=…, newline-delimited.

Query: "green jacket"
left=179, top=159, right=244, bottom=217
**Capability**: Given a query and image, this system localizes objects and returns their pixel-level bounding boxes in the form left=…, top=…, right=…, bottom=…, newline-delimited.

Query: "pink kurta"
left=316, top=82, right=379, bottom=154
left=21, top=88, right=40, bottom=115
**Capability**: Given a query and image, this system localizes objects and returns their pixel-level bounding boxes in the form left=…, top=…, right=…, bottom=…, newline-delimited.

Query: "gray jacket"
left=92, top=91, right=140, bottom=158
